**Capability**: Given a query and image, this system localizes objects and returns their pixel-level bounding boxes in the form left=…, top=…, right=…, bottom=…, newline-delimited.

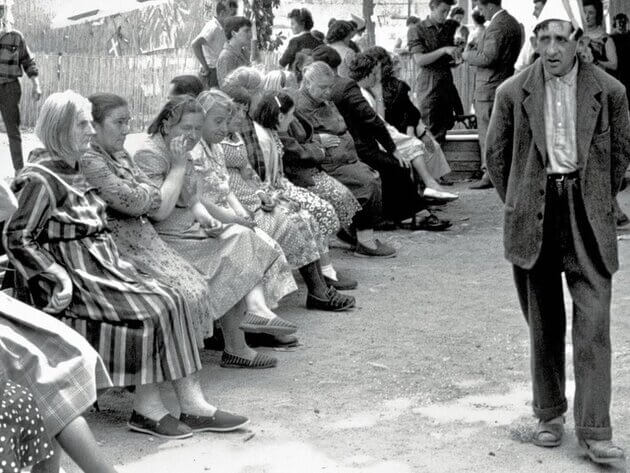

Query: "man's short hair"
left=347, top=52, right=378, bottom=82
left=406, top=16, right=420, bottom=26
left=534, top=0, right=547, bottom=4
left=170, top=75, right=204, bottom=98
left=478, top=0, right=502, bottom=6
left=429, top=0, right=457, bottom=8
left=311, top=45, right=342, bottom=69
left=224, top=16, right=251, bottom=40
left=472, top=10, right=486, bottom=26
left=450, top=7, right=465, bottom=17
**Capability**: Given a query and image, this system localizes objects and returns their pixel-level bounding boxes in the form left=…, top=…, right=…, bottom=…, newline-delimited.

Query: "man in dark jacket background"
left=464, top=0, right=523, bottom=189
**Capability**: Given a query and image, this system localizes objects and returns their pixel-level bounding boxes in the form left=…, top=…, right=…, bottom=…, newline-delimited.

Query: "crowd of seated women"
left=0, top=31, right=461, bottom=473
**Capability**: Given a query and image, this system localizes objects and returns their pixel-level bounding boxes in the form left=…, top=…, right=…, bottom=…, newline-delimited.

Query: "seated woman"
left=222, top=67, right=363, bottom=278
left=200, top=89, right=355, bottom=310
left=347, top=51, right=457, bottom=202
left=262, top=70, right=362, bottom=235
left=132, top=96, right=299, bottom=366
left=81, top=94, right=295, bottom=370
left=0, top=180, right=116, bottom=473
left=4, top=91, right=248, bottom=440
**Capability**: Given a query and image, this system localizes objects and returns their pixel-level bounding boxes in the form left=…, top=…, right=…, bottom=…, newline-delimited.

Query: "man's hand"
left=318, top=133, right=341, bottom=148
left=441, top=46, right=458, bottom=58
left=31, top=78, right=42, bottom=101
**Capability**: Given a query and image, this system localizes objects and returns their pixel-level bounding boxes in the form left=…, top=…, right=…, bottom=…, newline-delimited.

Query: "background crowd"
left=0, top=0, right=628, bottom=471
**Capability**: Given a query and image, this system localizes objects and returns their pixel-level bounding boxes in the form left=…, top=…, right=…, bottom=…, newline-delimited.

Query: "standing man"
left=216, top=16, right=253, bottom=87
left=611, top=13, right=630, bottom=105
left=192, top=1, right=234, bottom=89
left=486, top=0, right=628, bottom=465
left=0, top=1, right=41, bottom=172
left=407, top=0, right=460, bottom=143
left=464, top=0, right=522, bottom=190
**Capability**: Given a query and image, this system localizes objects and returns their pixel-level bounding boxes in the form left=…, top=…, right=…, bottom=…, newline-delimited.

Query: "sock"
left=133, top=384, right=169, bottom=421
left=320, top=264, right=338, bottom=281
left=173, top=376, right=217, bottom=417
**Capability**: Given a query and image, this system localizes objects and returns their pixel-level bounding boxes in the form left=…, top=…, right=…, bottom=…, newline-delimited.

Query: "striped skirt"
left=0, top=292, right=113, bottom=436
left=43, top=236, right=202, bottom=388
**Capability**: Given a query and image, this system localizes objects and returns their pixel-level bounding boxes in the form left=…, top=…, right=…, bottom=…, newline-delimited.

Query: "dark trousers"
left=359, top=150, right=424, bottom=222
left=199, top=68, right=219, bottom=89
left=513, top=175, right=613, bottom=441
left=0, top=81, right=23, bottom=171
left=474, top=99, right=493, bottom=171
left=323, top=160, right=383, bottom=230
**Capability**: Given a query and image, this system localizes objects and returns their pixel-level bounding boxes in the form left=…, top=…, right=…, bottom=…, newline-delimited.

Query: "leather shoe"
left=324, top=270, right=358, bottom=290
left=579, top=439, right=626, bottom=465
left=180, top=410, right=249, bottom=433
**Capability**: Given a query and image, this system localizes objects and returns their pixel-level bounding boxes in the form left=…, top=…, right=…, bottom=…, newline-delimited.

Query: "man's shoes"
left=128, top=411, right=193, bottom=439
left=399, top=214, right=452, bottom=231
left=532, top=417, right=564, bottom=448
left=617, top=212, right=630, bottom=227
left=470, top=173, right=494, bottom=190
left=579, top=439, right=626, bottom=465
left=324, top=270, right=358, bottom=290
left=373, top=219, right=398, bottom=231
left=180, top=410, right=250, bottom=433
left=353, top=239, right=397, bottom=258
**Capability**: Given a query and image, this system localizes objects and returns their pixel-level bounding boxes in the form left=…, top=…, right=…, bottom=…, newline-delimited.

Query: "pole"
left=363, top=0, right=375, bottom=47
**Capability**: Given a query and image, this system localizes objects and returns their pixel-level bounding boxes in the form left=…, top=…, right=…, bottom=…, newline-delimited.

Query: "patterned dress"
left=134, top=134, right=293, bottom=312
left=0, top=379, right=54, bottom=472
left=253, top=122, right=340, bottom=240
left=192, top=140, right=297, bottom=304
left=81, top=143, right=216, bottom=341
left=3, top=150, right=202, bottom=388
left=222, top=135, right=325, bottom=268
left=0, top=292, right=112, bottom=437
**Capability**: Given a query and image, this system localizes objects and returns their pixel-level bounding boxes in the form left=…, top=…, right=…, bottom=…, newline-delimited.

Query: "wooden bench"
left=442, top=129, right=482, bottom=181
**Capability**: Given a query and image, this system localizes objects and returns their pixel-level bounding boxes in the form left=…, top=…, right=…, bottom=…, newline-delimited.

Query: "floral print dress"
left=222, top=134, right=327, bottom=268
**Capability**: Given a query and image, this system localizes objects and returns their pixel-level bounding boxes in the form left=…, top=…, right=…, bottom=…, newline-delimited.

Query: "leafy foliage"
left=243, top=0, right=285, bottom=51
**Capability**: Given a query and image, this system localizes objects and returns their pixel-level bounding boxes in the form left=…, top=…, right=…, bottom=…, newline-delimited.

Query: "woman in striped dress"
left=3, top=91, right=248, bottom=440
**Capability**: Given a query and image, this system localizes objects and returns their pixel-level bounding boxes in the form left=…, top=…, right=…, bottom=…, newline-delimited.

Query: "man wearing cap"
left=486, top=0, right=628, bottom=464
left=0, top=1, right=41, bottom=172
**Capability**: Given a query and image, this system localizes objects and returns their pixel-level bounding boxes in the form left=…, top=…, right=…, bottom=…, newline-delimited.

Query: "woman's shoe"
left=128, top=411, right=193, bottom=439
left=423, top=187, right=459, bottom=202
left=400, top=214, right=452, bottom=231
left=220, top=351, right=278, bottom=369
left=306, top=287, right=355, bottom=312
left=353, top=240, right=397, bottom=258
left=245, top=333, right=299, bottom=348
left=180, top=410, right=250, bottom=433
left=239, top=312, right=297, bottom=336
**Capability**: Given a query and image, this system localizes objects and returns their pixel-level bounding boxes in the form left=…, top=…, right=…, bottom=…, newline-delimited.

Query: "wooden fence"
left=17, top=50, right=474, bottom=132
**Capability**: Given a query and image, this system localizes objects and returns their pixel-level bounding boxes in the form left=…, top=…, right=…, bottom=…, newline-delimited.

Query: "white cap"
left=536, top=0, right=584, bottom=30
left=350, top=14, right=366, bottom=30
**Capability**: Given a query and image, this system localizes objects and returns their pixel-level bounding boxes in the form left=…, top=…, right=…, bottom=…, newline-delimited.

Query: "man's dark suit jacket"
left=486, top=60, right=630, bottom=274
left=464, top=10, right=523, bottom=101
left=279, top=32, right=324, bottom=68
left=329, top=76, right=397, bottom=163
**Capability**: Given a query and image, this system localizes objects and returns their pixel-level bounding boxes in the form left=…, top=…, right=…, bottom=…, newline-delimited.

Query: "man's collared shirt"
left=216, top=42, right=250, bottom=86
left=407, top=16, right=458, bottom=70
left=196, top=17, right=226, bottom=65
left=544, top=61, right=579, bottom=174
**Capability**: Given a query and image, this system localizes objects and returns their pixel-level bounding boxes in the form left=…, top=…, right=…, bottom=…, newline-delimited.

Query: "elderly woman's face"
left=73, top=108, right=96, bottom=153
left=202, top=105, right=230, bottom=144
left=93, top=105, right=130, bottom=155
left=168, top=112, right=204, bottom=151
left=306, top=77, right=333, bottom=102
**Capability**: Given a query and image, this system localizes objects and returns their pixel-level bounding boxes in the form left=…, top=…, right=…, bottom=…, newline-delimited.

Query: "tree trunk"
left=363, top=0, right=375, bottom=47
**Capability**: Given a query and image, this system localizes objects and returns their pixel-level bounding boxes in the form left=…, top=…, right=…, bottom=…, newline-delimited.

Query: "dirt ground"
left=2, top=134, right=630, bottom=472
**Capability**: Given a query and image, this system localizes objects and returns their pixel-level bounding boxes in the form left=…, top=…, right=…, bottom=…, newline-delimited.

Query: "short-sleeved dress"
left=134, top=134, right=294, bottom=312
left=253, top=123, right=340, bottom=241
left=192, top=140, right=297, bottom=304
left=222, top=134, right=326, bottom=268
left=4, top=150, right=202, bottom=388
left=0, top=292, right=112, bottom=437
left=0, top=379, right=54, bottom=473
left=81, top=143, right=216, bottom=340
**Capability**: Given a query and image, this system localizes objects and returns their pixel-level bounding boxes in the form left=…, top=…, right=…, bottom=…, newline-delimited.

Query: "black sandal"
left=400, top=214, right=452, bottom=231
